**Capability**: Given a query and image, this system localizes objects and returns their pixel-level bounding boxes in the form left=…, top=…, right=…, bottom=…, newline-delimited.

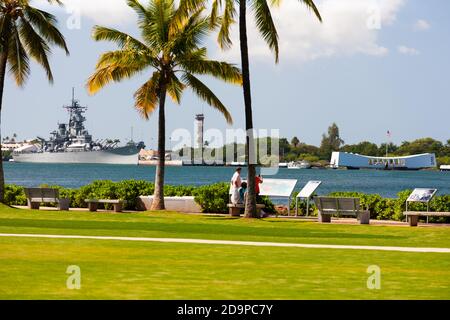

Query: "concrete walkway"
left=1, top=233, right=449, bottom=253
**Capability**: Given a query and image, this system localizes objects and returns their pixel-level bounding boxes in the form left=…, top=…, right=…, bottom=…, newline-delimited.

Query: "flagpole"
left=386, top=131, right=390, bottom=157
left=386, top=141, right=388, bottom=157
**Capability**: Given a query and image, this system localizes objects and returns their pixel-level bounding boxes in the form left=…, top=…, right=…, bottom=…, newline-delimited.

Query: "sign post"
left=295, top=181, right=322, bottom=217
left=406, top=188, right=438, bottom=224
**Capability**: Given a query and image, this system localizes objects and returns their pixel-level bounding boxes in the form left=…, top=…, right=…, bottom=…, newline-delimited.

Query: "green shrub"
left=4, top=185, right=26, bottom=206
left=194, top=183, right=230, bottom=214
left=115, top=180, right=154, bottom=210
left=258, top=196, right=277, bottom=214
left=165, top=185, right=196, bottom=197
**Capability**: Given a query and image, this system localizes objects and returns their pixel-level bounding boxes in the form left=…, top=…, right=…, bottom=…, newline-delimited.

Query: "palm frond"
left=216, top=0, right=235, bottom=49
left=95, top=49, right=156, bottom=70
left=252, top=0, right=279, bottom=62
left=298, top=0, right=322, bottom=22
left=92, top=26, right=149, bottom=52
left=87, top=63, right=146, bottom=95
left=166, top=72, right=185, bottom=104
left=46, top=0, right=63, bottom=5
left=168, top=10, right=209, bottom=56
left=127, top=0, right=150, bottom=26
left=18, top=18, right=54, bottom=82
left=22, top=6, right=69, bottom=55
left=134, top=71, right=161, bottom=119
left=182, top=73, right=233, bottom=124
left=170, top=0, right=206, bottom=35
left=8, top=24, right=30, bottom=86
left=144, top=0, right=174, bottom=51
left=178, top=58, right=242, bottom=85
left=209, top=0, right=221, bottom=28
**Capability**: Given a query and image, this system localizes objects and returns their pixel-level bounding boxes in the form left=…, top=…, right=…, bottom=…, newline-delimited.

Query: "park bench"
left=404, top=211, right=450, bottom=227
left=227, top=204, right=266, bottom=217
left=24, top=188, right=70, bottom=211
left=313, top=197, right=370, bottom=224
left=85, top=199, right=127, bottom=213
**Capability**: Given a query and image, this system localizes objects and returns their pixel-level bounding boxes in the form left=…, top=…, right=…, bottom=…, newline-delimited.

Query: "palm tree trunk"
left=239, top=0, right=258, bottom=218
left=0, top=44, right=9, bottom=204
left=151, top=81, right=167, bottom=210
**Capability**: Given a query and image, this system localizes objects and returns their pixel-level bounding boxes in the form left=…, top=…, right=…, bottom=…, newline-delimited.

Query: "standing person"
left=230, top=168, right=242, bottom=205
left=255, top=174, right=263, bottom=203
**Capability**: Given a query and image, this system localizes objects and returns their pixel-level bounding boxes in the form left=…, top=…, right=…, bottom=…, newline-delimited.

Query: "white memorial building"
left=330, top=152, right=437, bottom=170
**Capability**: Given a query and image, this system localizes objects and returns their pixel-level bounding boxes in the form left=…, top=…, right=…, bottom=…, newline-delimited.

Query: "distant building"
left=330, top=152, right=437, bottom=170
left=2, top=141, right=30, bottom=152
left=139, top=149, right=173, bottom=161
left=195, top=114, right=204, bottom=149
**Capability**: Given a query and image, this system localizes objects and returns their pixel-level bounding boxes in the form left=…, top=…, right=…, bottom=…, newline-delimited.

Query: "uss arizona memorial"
left=330, top=152, right=437, bottom=170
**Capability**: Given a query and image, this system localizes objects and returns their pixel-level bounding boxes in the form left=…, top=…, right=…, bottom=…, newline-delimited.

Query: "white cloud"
left=33, top=0, right=407, bottom=64
left=414, top=19, right=431, bottom=31
left=34, top=0, right=135, bottom=25
left=215, top=0, right=405, bottom=63
left=397, top=45, right=420, bottom=55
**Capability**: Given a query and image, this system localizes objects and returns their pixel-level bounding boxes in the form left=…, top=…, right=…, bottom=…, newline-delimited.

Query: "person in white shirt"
left=230, top=167, right=242, bottom=205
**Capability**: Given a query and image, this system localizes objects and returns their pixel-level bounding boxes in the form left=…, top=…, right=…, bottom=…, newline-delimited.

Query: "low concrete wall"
left=138, top=196, right=202, bottom=213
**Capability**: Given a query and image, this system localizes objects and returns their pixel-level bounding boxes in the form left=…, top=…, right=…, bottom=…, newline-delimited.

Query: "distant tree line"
left=280, top=123, right=450, bottom=166
left=175, top=123, right=450, bottom=167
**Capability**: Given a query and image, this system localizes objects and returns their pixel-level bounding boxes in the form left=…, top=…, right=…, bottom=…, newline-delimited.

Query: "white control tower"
left=195, top=114, right=205, bottom=149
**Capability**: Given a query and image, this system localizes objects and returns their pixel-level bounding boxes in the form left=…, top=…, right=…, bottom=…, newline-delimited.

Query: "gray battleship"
left=13, top=92, right=145, bottom=165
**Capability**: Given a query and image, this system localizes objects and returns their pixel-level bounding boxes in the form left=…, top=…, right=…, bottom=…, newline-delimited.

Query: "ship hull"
left=13, top=145, right=139, bottom=165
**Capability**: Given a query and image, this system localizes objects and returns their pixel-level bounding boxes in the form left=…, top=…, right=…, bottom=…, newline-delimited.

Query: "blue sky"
left=3, top=0, right=450, bottom=149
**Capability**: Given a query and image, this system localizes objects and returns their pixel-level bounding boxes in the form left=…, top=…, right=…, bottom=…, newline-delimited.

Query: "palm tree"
left=210, top=0, right=321, bottom=218
left=0, top=0, right=69, bottom=202
left=87, top=0, right=242, bottom=210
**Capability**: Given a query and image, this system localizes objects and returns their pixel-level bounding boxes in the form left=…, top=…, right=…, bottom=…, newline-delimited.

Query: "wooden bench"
left=24, top=188, right=70, bottom=211
left=85, top=199, right=127, bottom=213
left=313, top=197, right=370, bottom=224
left=227, top=204, right=266, bottom=217
left=404, top=211, right=450, bottom=227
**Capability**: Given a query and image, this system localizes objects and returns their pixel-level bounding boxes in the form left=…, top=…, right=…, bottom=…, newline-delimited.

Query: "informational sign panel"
left=297, top=181, right=322, bottom=199
left=407, top=189, right=438, bottom=203
left=259, top=179, right=298, bottom=197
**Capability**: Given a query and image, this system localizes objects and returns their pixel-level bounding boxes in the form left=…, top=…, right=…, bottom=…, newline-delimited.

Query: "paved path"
left=1, top=233, right=449, bottom=253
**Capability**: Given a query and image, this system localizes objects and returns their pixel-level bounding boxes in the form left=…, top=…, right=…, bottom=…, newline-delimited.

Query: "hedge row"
left=5, top=181, right=450, bottom=221
left=4, top=180, right=276, bottom=214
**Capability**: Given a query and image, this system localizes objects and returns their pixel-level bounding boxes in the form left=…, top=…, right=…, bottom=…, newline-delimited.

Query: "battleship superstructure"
left=13, top=91, right=145, bottom=165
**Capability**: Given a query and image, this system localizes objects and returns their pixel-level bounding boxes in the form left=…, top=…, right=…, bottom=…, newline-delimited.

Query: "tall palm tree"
left=210, top=0, right=321, bottom=218
left=0, top=0, right=69, bottom=202
left=87, top=0, right=242, bottom=210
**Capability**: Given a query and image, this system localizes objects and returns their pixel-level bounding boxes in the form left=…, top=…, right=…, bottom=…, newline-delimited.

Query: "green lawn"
left=0, top=205, right=449, bottom=299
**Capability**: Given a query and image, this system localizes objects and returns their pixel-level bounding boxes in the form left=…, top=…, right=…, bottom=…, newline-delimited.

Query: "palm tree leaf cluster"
left=0, top=0, right=68, bottom=86
left=211, top=0, right=321, bottom=62
left=87, top=0, right=242, bottom=124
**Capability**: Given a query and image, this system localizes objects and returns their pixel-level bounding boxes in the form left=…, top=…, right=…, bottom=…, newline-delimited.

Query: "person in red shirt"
left=255, top=174, right=263, bottom=202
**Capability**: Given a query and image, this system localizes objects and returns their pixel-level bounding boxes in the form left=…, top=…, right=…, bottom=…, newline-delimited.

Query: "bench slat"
left=404, top=211, right=450, bottom=217
left=85, top=199, right=126, bottom=204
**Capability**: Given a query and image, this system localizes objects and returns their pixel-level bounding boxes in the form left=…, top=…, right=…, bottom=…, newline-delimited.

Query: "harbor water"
left=4, top=162, right=450, bottom=198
